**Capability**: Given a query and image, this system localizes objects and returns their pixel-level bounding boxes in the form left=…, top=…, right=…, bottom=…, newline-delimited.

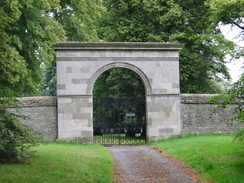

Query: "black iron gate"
left=93, top=97, right=146, bottom=145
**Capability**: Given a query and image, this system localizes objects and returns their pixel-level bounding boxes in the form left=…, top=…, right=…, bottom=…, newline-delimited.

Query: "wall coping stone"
left=16, top=96, right=57, bottom=107
left=6, top=94, right=239, bottom=107
left=180, top=94, right=218, bottom=104
left=180, top=94, right=241, bottom=104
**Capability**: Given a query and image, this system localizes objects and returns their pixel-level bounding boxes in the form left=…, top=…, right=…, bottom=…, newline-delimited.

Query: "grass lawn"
left=0, top=143, right=113, bottom=183
left=149, top=134, right=244, bottom=183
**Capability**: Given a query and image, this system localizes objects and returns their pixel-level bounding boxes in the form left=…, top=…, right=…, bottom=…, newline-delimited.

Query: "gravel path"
left=108, top=146, right=209, bottom=183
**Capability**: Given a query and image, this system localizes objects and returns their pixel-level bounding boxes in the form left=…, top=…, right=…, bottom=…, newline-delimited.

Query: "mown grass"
left=149, top=134, right=244, bottom=183
left=0, top=143, right=113, bottom=183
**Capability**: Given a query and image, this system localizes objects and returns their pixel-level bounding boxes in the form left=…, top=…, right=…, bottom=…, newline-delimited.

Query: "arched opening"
left=54, top=42, right=182, bottom=142
left=93, top=67, right=146, bottom=145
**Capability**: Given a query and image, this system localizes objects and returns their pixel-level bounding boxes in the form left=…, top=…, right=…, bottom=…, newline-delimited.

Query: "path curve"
left=108, top=146, right=210, bottom=183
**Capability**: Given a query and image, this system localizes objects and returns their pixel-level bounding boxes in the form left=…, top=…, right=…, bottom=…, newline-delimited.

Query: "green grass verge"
left=149, top=134, right=244, bottom=183
left=0, top=143, right=113, bottom=183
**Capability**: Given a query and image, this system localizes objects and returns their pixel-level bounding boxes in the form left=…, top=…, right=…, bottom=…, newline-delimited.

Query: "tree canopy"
left=0, top=0, right=59, bottom=163
left=98, top=0, right=240, bottom=93
left=42, top=0, right=105, bottom=96
left=1, top=0, right=243, bottom=96
left=0, top=0, right=66, bottom=96
left=206, top=0, right=244, bottom=36
left=208, top=72, right=243, bottom=141
left=93, top=68, right=145, bottom=98
left=52, top=0, right=105, bottom=42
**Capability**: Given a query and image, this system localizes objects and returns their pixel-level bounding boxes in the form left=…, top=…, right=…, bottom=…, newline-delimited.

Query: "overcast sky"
left=221, top=25, right=243, bottom=82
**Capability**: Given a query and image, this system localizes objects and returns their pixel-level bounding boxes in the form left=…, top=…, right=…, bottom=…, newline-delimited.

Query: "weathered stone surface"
left=53, top=42, right=183, bottom=51
left=16, top=96, right=57, bottom=107
left=57, top=96, right=92, bottom=139
left=8, top=95, right=244, bottom=142
left=54, top=42, right=182, bottom=141
left=7, top=96, right=57, bottom=141
left=147, top=95, right=181, bottom=141
left=7, top=43, right=242, bottom=142
left=180, top=94, right=243, bottom=134
left=54, top=42, right=181, bottom=96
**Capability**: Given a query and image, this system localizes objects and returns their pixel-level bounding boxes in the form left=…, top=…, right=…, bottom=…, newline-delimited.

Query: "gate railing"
left=93, top=97, right=146, bottom=145
left=93, top=123, right=146, bottom=145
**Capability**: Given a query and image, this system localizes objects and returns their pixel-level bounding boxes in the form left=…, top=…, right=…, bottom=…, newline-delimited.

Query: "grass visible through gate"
left=150, top=134, right=244, bottom=183
left=0, top=143, right=113, bottom=183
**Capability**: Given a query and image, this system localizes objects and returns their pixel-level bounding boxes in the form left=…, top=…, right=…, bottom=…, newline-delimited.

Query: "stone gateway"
left=53, top=42, right=182, bottom=142
left=12, top=95, right=243, bottom=141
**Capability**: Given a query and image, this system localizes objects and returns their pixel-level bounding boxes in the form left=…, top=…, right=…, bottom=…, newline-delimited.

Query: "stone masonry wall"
left=7, top=95, right=243, bottom=141
left=181, top=94, right=243, bottom=134
left=7, top=96, right=57, bottom=141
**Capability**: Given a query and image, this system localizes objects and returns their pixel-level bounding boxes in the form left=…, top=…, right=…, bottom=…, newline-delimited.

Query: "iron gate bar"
left=93, top=97, right=146, bottom=145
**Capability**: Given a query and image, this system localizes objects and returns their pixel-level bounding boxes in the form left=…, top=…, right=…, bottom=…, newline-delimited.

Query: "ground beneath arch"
left=108, top=146, right=210, bottom=183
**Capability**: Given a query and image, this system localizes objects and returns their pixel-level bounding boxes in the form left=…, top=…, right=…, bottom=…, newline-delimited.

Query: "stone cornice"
left=53, top=42, right=183, bottom=51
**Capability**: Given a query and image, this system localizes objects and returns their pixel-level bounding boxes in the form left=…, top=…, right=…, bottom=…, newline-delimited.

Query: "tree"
left=0, top=88, right=42, bottom=163
left=52, top=0, right=105, bottom=42
left=43, top=0, right=105, bottom=95
left=42, top=61, right=57, bottom=96
left=0, top=0, right=66, bottom=97
left=0, top=1, right=28, bottom=95
left=0, top=0, right=60, bottom=163
left=208, top=73, right=244, bottom=141
left=93, top=68, right=145, bottom=98
left=205, top=0, right=243, bottom=141
left=206, top=0, right=244, bottom=37
left=98, top=0, right=239, bottom=93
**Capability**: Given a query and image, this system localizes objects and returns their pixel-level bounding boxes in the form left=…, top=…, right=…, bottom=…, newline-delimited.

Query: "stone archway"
left=87, top=62, right=152, bottom=95
left=53, top=42, right=182, bottom=142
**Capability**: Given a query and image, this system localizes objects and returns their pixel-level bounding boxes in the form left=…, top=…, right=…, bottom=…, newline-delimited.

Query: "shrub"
left=0, top=90, right=42, bottom=163
left=208, top=73, right=243, bottom=142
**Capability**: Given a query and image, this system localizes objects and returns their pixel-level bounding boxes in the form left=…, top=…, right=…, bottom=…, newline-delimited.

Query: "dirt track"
left=108, top=146, right=210, bottom=183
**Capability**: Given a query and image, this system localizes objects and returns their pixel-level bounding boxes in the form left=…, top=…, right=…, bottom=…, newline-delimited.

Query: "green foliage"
left=206, top=0, right=244, bottom=34
left=98, top=0, right=239, bottom=93
left=93, top=68, right=146, bottom=137
left=0, top=89, right=42, bottom=163
left=208, top=73, right=244, bottom=141
left=93, top=68, right=145, bottom=97
left=0, top=1, right=28, bottom=94
left=43, top=0, right=105, bottom=95
left=53, top=0, right=105, bottom=42
left=233, top=128, right=244, bottom=142
left=150, top=134, right=244, bottom=183
left=42, top=61, right=57, bottom=96
left=0, top=0, right=67, bottom=96
left=2, top=0, right=242, bottom=96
